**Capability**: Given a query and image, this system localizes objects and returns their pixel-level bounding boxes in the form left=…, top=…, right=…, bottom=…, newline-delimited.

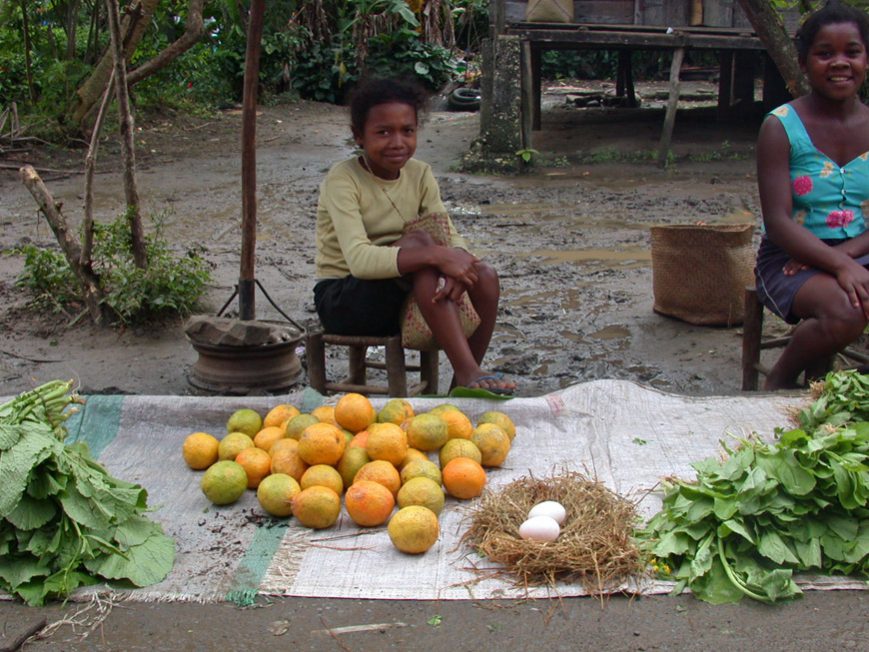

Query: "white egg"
left=518, top=515, right=561, bottom=542
left=528, top=500, right=567, bottom=525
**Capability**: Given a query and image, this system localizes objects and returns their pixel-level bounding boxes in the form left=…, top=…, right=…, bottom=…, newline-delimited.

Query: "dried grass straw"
left=461, top=471, right=644, bottom=594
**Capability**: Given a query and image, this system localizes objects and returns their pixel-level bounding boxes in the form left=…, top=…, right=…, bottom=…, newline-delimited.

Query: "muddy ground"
left=1, top=83, right=866, bottom=649
left=0, top=81, right=780, bottom=398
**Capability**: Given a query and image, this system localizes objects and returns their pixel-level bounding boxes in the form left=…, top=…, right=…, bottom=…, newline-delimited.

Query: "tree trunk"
left=19, top=165, right=106, bottom=325
left=737, top=0, right=809, bottom=98
left=127, top=0, right=205, bottom=85
left=19, top=0, right=36, bottom=103
left=68, top=0, right=159, bottom=129
left=65, top=0, right=80, bottom=60
left=105, top=0, right=147, bottom=269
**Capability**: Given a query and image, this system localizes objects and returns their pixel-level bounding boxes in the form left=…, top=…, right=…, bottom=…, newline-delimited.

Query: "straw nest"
left=460, top=471, right=644, bottom=593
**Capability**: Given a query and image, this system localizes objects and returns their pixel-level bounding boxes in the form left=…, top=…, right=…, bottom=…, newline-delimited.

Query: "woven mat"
left=7, top=380, right=868, bottom=603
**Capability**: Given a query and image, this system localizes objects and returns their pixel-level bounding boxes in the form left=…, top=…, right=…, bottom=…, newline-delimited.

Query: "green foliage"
left=16, top=212, right=211, bottom=325
left=636, top=370, right=869, bottom=604
left=365, top=31, right=460, bottom=90
left=0, top=380, right=175, bottom=606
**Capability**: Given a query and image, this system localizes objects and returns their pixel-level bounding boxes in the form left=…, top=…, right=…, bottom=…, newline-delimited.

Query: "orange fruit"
left=397, top=477, right=445, bottom=515
left=353, top=460, right=401, bottom=497
left=337, top=447, right=371, bottom=488
left=235, top=446, right=272, bottom=489
left=478, top=411, right=516, bottom=441
left=269, top=438, right=299, bottom=456
left=270, top=444, right=308, bottom=482
left=200, top=460, right=248, bottom=505
left=405, top=413, right=448, bottom=452
left=263, top=403, right=300, bottom=430
left=349, top=430, right=370, bottom=449
left=256, top=473, right=301, bottom=517
left=291, top=486, right=341, bottom=529
left=429, top=403, right=461, bottom=416
left=399, top=458, right=442, bottom=487
left=438, top=438, right=482, bottom=468
left=470, top=423, right=511, bottom=467
left=253, top=426, right=286, bottom=452
left=377, top=398, right=415, bottom=425
left=285, top=414, right=320, bottom=440
left=365, top=422, right=408, bottom=466
left=182, top=432, right=220, bottom=470
left=344, top=480, right=395, bottom=527
left=438, top=409, right=474, bottom=441
left=334, top=392, right=377, bottom=433
left=388, top=506, right=439, bottom=554
left=226, top=408, right=262, bottom=437
left=442, top=457, right=487, bottom=499
left=311, top=404, right=338, bottom=426
left=300, top=464, right=344, bottom=495
left=298, top=422, right=346, bottom=466
left=218, top=432, right=255, bottom=461
left=400, top=448, right=429, bottom=469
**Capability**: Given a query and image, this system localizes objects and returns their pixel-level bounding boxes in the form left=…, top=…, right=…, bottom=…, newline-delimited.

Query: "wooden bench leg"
left=348, top=345, right=367, bottom=386
left=306, top=332, right=327, bottom=393
left=742, top=287, right=763, bottom=391
left=419, top=349, right=438, bottom=395
left=384, top=335, right=408, bottom=397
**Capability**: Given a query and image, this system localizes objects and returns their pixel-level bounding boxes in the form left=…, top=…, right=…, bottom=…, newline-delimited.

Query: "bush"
left=16, top=212, right=211, bottom=325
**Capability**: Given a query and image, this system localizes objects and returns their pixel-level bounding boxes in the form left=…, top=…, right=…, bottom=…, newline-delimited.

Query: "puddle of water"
left=521, top=247, right=651, bottom=268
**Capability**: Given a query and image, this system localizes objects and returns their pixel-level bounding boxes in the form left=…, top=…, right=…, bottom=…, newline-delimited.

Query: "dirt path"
left=0, top=84, right=775, bottom=397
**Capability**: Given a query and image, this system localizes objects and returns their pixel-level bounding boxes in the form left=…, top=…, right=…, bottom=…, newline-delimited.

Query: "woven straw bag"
left=525, top=0, right=574, bottom=23
left=650, top=223, right=756, bottom=326
left=401, top=213, right=481, bottom=350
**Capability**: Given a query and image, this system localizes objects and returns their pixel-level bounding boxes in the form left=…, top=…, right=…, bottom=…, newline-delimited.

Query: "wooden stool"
left=741, top=286, right=869, bottom=390
left=305, top=332, right=438, bottom=397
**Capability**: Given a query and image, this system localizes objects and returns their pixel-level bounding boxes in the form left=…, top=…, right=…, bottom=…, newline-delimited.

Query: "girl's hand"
left=782, top=258, right=810, bottom=275
left=438, top=247, right=479, bottom=287
left=433, top=276, right=467, bottom=303
left=836, top=263, right=869, bottom=319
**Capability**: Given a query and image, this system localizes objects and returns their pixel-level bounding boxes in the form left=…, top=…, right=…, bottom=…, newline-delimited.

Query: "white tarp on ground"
left=5, top=380, right=867, bottom=603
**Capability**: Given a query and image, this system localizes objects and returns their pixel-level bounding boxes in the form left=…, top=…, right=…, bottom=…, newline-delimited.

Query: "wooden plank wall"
left=505, top=0, right=755, bottom=27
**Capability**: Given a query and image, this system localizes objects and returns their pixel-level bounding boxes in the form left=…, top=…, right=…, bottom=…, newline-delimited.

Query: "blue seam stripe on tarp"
left=225, top=522, right=289, bottom=605
left=64, top=395, right=125, bottom=457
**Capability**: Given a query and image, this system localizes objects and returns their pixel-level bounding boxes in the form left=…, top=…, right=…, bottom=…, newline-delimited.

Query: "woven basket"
left=650, top=223, right=756, bottom=326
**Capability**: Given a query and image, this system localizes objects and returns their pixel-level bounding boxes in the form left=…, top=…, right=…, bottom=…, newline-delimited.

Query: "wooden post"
left=384, top=336, right=409, bottom=397
left=658, top=47, right=685, bottom=168
left=741, top=286, right=763, bottom=391
left=419, top=350, right=439, bottom=395
left=239, top=0, right=265, bottom=320
left=520, top=40, right=534, bottom=150
left=305, top=332, right=327, bottom=393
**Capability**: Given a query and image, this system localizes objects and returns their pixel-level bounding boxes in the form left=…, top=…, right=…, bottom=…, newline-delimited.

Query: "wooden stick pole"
left=658, top=47, right=685, bottom=168
left=239, top=0, right=265, bottom=320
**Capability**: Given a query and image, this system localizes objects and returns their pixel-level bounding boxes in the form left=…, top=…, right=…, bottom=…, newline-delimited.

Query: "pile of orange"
left=181, top=394, right=517, bottom=555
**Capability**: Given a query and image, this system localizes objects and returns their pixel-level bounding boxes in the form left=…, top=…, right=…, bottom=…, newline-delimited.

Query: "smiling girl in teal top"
left=770, top=102, right=869, bottom=238
left=755, top=0, right=869, bottom=390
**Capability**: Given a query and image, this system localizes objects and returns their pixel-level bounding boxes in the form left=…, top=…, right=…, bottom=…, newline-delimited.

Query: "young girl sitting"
left=755, top=0, right=869, bottom=390
left=313, top=77, right=516, bottom=396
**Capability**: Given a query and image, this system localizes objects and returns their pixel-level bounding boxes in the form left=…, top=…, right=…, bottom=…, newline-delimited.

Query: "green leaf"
left=0, top=554, right=50, bottom=589
left=0, top=423, right=22, bottom=450
left=690, top=557, right=745, bottom=604
left=84, top=530, right=175, bottom=587
left=6, top=492, right=57, bottom=530
left=757, top=530, right=799, bottom=565
left=0, top=427, right=59, bottom=516
left=717, top=519, right=754, bottom=544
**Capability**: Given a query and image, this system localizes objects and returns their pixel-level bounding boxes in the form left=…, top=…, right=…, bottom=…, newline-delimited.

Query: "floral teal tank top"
left=769, top=103, right=869, bottom=240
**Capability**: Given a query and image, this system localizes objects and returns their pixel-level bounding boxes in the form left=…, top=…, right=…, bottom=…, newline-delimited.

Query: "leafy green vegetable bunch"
left=636, top=370, right=869, bottom=604
left=0, top=381, right=175, bottom=606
